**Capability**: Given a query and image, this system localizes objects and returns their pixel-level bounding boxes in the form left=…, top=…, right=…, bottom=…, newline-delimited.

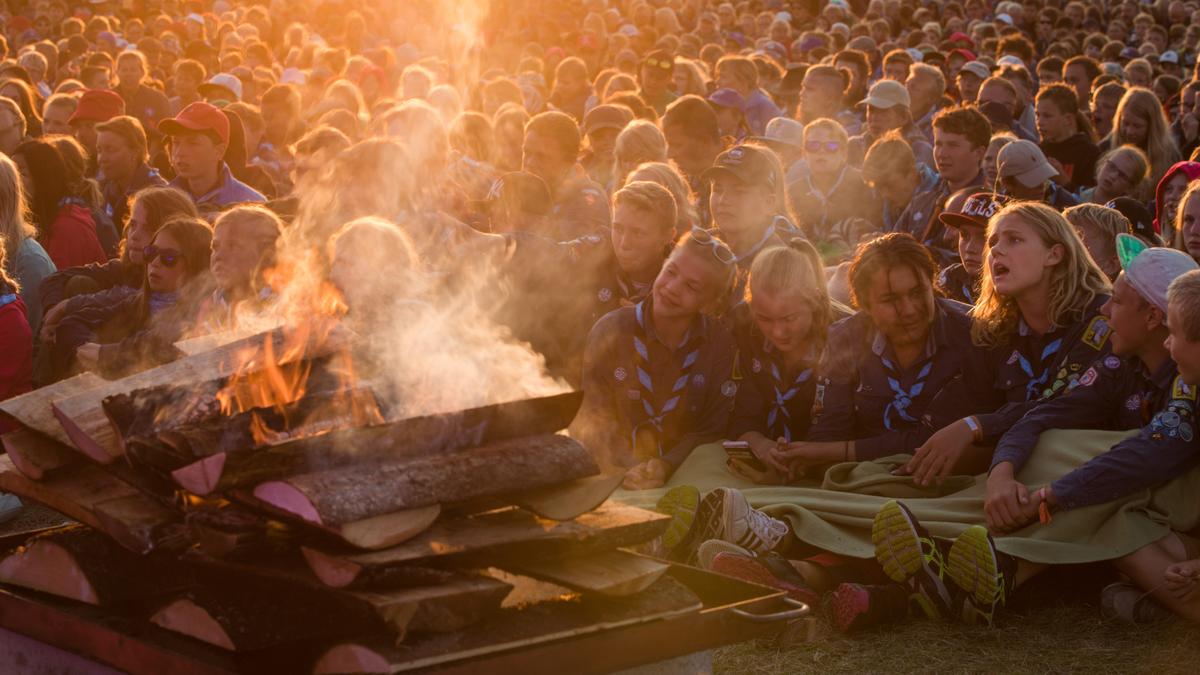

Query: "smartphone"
left=722, top=440, right=767, bottom=472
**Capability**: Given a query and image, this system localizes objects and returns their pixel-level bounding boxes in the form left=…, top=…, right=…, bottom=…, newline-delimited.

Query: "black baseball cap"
left=939, top=192, right=1011, bottom=230
left=700, top=144, right=778, bottom=189
left=1106, top=197, right=1164, bottom=247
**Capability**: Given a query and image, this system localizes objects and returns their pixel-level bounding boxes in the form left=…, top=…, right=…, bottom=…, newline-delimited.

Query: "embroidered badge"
left=814, top=383, right=826, bottom=414
left=1125, top=394, right=1141, bottom=411
left=721, top=380, right=738, bottom=397
left=1173, top=376, right=1198, bottom=402
left=1070, top=363, right=1081, bottom=372
left=1182, top=423, right=1195, bottom=442
left=693, top=374, right=706, bottom=388
left=598, top=288, right=613, bottom=302
left=1104, top=356, right=1121, bottom=370
left=614, top=367, right=627, bottom=382
left=1082, top=316, right=1111, bottom=350
left=626, top=389, right=641, bottom=400
left=1007, top=350, right=1021, bottom=366
left=1079, top=367, right=1099, bottom=387
left=752, top=358, right=762, bottom=373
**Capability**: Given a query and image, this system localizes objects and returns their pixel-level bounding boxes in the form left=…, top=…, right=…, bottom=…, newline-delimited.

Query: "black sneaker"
left=945, top=524, right=1018, bottom=627
left=830, top=582, right=910, bottom=633
left=871, top=500, right=955, bottom=620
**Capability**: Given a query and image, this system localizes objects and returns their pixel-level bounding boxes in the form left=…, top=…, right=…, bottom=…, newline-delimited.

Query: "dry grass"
left=712, top=566, right=1200, bottom=674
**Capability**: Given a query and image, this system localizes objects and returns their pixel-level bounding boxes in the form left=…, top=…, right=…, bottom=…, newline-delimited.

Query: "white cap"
left=997, top=54, right=1025, bottom=68
left=186, top=13, right=205, bottom=25
left=1160, top=50, right=1180, bottom=64
left=960, top=61, right=991, bottom=80
left=996, top=13, right=1014, bottom=25
left=200, top=73, right=242, bottom=101
left=1119, top=235, right=1200, bottom=313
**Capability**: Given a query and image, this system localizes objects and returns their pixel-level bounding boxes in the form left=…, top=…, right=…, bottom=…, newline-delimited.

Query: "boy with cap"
left=750, top=117, right=805, bottom=183
left=160, top=101, right=266, bottom=214
left=936, top=192, right=1009, bottom=304
left=581, top=104, right=634, bottom=192
left=847, top=79, right=934, bottom=169
left=69, top=89, right=125, bottom=168
left=997, top=139, right=1079, bottom=209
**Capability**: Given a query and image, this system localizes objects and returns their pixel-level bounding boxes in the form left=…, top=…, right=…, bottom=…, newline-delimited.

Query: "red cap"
left=68, top=89, right=126, bottom=125
left=6, top=16, right=32, bottom=33
left=948, top=32, right=974, bottom=47
left=158, top=101, right=230, bottom=145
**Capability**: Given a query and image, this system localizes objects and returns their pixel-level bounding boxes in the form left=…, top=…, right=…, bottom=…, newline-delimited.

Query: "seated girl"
left=572, top=229, right=738, bottom=490
left=55, top=217, right=213, bottom=379
left=0, top=242, right=31, bottom=432
left=900, top=202, right=1113, bottom=485
left=726, top=239, right=848, bottom=482
left=779, top=233, right=979, bottom=471
left=1064, top=203, right=1128, bottom=280
left=787, top=118, right=876, bottom=263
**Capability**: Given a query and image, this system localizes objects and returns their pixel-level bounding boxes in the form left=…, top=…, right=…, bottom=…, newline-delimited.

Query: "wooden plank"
left=2, top=429, right=75, bottom=480
left=500, top=550, right=668, bottom=597
left=247, top=434, right=598, bottom=526
left=0, top=456, right=180, bottom=554
left=300, top=504, right=668, bottom=588
left=514, top=473, right=624, bottom=521
left=0, top=374, right=104, bottom=447
left=51, top=326, right=349, bottom=463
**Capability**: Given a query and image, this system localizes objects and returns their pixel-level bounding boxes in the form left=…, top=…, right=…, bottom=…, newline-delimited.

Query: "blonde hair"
left=616, top=120, right=668, bottom=172
left=715, top=55, right=758, bottom=91
left=670, top=230, right=737, bottom=312
left=673, top=59, right=710, bottom=97
left=1065, top=203, right=1130, bottom=243
left=213, top=205, right=283, bottom=243
left=803, top=117, right=849, bottom=145
left=971, top=202, right=1112, bottom=347
left=1111, top=88, right=1180, bottom=189
left=1173, top=181, right=1200, bottom=252
left=1168, top=269, right=1200, bottom=341
left=747, top=240, right=837, bottom=354
left=0, top=154, right=33, bottom=264
left=627, top=161, right=697, bottom=233
left=1097, top=144, right=1150, bottom=192
left=613, top=181, right=677, bottom=236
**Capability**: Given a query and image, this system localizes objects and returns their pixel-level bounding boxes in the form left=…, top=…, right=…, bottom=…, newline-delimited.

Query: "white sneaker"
left=693, top=488, right=788, bottom=555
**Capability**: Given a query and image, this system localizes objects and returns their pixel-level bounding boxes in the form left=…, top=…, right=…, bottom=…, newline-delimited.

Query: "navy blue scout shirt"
left=935, top=263, right=977, bottom=305
left=991, top=356, right=1197, bottom=510
left=560, top=231, right=656, bottom=322
left=727, top=302, right=819, bottom=443
left=971, top=296, right=1112, bottom=443
left=808, top=298, right=980, bottom=459
left=576, top=298, right=737, bottom=469
left=719, top=216, right=804, bottom=313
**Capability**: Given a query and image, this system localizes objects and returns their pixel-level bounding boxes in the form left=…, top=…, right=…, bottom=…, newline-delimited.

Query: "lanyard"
left=879, top=354, right=935, bottom=430
left=766, top=357, right=812, bottom=442
left=630, top=301, right=702, bottom=457
left=1015, top=337, right=1063, bottom=400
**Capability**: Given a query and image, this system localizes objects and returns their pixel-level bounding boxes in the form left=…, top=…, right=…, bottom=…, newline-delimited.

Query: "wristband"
left=1037, top=487, right=1053, bottom=524
left=962, top=416, right=983, bottom=443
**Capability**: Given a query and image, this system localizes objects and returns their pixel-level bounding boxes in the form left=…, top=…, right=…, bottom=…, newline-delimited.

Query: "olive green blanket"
left=612, top=430, right=1200, bottom=563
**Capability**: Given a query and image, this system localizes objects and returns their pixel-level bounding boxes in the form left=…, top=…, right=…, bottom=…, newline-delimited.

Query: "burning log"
left=52, top=325, right=350, bottom=463
left=149, top=573, right=512, bottom=652
left=246, top=434, right=598, bottom=528
left=0, top=455, right=182, bottom=554
left=0, top=526, right=191, bottom=607
left=135, top=391, right=582, bottom=498
left=2, top=429, right=75, bottom=480
left=299, top=503, right=668, bottom=588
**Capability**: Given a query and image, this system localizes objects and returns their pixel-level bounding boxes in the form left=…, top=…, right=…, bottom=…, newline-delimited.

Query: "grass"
left=711, top=566, right=1200, bottom=674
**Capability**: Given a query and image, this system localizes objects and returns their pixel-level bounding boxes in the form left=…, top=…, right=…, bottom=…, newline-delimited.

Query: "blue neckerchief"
left=766, top=354, right=812, bottom=442
left=147, top=291, right=179, bottom=315
left=0, top=293, right=17, bottom=309
left=1015, top=337, right=1063, bottom=400
left=879, top=354, right=935, bottom=430
left=734, top=216, right=801, bottom=266
left=630, top=300, right=702, bottom=457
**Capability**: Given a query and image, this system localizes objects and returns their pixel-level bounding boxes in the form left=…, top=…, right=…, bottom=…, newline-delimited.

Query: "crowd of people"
left=2, top=0, right=1200, bottom=641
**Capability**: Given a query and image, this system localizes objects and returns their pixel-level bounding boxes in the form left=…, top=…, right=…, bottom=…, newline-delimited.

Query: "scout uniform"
left=548, top=173, right=611, bottom=241
left=969, top=295, right=1113, bottom=444
left=936, top=192, right=1011, bottom=306
left=727, top=303, right=820, bottom=443
left=576, top=298, right=737, bottom=469
left=808, top=298, right=982, bottom=459
left=560, top=231, right=657, bottom=323
left=935, top=262, right=977, bottom=305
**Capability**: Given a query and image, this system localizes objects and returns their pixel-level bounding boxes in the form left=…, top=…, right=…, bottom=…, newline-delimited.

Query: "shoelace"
left=766, top=359, right=812, bottom=443
left=630, top=300, right=702, bottom=457
left=1015, top=337, right=1063, bottom=401
left=744, top=507, right=787, bottom=553
left=879, top=355, right=935, bottom=431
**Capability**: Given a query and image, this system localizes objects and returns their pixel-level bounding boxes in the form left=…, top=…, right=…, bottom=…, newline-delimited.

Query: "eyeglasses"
left=689, top=227, right=737, bottom=265
left=804, top=140, right=842, bottom=154
left=644, top=58, right=674, bottom=71
left=143, top=245, right=182, bottom=267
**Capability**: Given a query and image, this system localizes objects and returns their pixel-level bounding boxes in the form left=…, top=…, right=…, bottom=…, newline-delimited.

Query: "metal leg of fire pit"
left=610, top=649, right=714, bottom=675
left=0, top=626, right=124, bottom=675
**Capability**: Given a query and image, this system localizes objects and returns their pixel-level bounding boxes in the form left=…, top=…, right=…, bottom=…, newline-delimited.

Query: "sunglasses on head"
left=644, top=58, right=673, bottom=71
left=805, top=140, right=842, bottom=153
left=144, top=245, right=182, bottom=268
left=689, top=227, right=737, bottom=265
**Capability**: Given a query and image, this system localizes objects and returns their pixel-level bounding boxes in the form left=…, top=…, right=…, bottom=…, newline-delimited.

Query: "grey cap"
left=1119, top=234, right=1200, bottom=314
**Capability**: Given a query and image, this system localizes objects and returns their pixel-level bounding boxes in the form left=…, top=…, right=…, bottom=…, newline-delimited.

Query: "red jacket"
left=0, top=293, right=32, bottom=434
left=41, top=203, right=107, bottom=270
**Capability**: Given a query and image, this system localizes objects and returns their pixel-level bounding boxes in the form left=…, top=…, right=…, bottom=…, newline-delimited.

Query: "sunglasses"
left=144, top=245, right=183, bottom=268
left=689, top=227, right=737, bottom=265
left=644, top=58, right=674, bottom=71
left=804, top=141, right=842, bottom=153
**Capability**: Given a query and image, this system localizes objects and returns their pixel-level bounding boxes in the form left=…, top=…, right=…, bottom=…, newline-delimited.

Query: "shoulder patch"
left=1103, top=356, right=1121, bottom=370
left=721, top=380, right=738, bottom=397
left=1172, top=376, right=1197, bottom=402
left=1078, top=366, right=1099, bottom=387
left=1082, top=316, right=1111, bottom=350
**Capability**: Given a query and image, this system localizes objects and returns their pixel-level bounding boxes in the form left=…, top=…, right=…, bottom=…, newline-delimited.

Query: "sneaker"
left=691, top=487, right=788, bottom=557
left=871, top=500, right=954, bottom=620
left=696, top=539, right=752, bottom=571
left=945, top=524, right=1018, bottom=627
left=1100, top=582, right=1177, bottom=624
left=655, top=485, right=701, bottom=554
left=830, top=582, right=909, bottom=633
left=708, top=551, right=820, bottom=606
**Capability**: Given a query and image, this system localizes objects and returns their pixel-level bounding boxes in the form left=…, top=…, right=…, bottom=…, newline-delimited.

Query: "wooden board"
left=0, top=374, right=104, bottom=447
left=501, top=550, right=668, bottom=597
left=514, top=473, right=624, bottom=521
left=2, top=429, right=75, bottom=480
left=0, top=456, right=179, bottom=554
left=52, top=327, right=349, bottom=463
left=300, top=504, right=668, bottom=588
